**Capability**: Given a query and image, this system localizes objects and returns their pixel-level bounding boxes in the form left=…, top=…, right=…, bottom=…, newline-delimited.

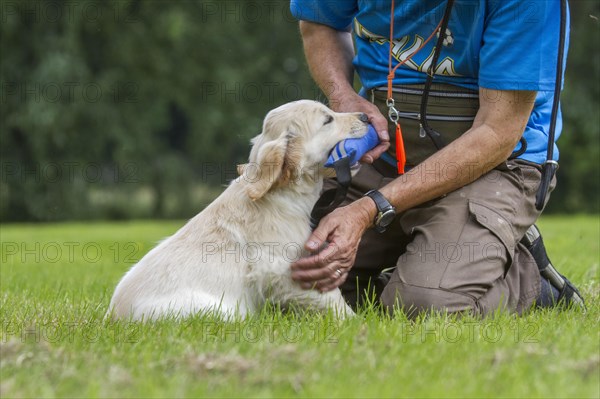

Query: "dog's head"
left=237, top=100, right=369, bottom=200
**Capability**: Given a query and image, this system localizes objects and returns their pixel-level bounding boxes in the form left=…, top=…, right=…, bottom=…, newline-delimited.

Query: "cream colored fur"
left=108, top=100, right=368, bottom=320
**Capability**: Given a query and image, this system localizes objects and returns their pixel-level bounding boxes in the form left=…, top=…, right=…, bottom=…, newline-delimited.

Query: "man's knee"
left=381, top=280, right=477, bottom=318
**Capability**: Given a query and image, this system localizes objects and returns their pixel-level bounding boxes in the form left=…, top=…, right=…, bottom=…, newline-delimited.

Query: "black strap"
left=309, top=157, right=352, bottom=230
left=535, top=0, right=567, bottom=211
left=508, top=137, right=528, bottom=160
left=418, top=0, right=531, bottom=161
left=419, top=0, right=455, bottom=150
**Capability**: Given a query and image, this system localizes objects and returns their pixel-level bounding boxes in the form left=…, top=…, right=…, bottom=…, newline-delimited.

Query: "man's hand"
left=291, top=198, right=375, bottom=292
left=330, top=90, right=390, bottom=163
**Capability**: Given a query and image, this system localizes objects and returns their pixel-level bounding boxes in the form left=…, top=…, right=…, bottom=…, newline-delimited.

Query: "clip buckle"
left=387, top=98, right=399, bottom=124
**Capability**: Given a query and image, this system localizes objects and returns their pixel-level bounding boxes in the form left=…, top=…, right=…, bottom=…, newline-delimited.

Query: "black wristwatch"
left=364, top=190, right=396, bottom=233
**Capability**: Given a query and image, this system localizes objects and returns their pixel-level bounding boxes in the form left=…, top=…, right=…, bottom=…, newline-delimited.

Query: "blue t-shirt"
left=290, top=0, right=569, bottom=164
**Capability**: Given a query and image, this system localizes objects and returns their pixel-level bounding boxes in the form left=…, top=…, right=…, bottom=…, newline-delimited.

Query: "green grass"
left=1, top=216, right=598, bottom=398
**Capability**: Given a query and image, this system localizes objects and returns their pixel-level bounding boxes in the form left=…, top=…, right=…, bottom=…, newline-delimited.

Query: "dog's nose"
left=359, top=113, right=369, bottom=123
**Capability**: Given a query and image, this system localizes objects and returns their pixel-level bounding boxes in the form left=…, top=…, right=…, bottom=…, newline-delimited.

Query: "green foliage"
left=1, top=0, right=318, bottom=221
left=0, top=1, right=597, bottom=221
left=0, top=217, right=598, bottom=397
left=546, top=0, right=600, bottom=213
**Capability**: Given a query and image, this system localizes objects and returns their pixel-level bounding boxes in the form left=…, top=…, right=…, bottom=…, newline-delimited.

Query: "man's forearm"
left=381, top=123, right=519, bottom=211
left=299, top=21, right=356, bottom=104
left=354, top=89, right=537, bottom=220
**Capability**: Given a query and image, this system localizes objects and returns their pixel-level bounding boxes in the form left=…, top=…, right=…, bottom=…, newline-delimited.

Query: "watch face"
left=378, top=209, right=396, bottom=227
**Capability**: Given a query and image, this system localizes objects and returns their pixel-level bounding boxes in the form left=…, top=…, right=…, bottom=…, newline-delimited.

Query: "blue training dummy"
left=325, top=124, right=380, bottom=168
left=311, top=124, right=380, bottom=229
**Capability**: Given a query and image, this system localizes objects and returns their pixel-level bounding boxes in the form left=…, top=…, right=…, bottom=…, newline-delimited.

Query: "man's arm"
left=291, top=88, right=537, bottom=291
left=377, top=88, right=537, bottom=213
left=299, top=21, right=354, bottom=105
left=299, top=21, right=390, bottom=162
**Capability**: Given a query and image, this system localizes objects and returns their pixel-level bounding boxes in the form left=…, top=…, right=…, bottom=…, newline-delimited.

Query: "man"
left=289, top=0, right=583, bottom=316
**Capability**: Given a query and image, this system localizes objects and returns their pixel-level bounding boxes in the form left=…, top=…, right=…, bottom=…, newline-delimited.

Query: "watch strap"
left=365, top=189, right=389, bottom=212
left=365, top=189, right=395, bottom=233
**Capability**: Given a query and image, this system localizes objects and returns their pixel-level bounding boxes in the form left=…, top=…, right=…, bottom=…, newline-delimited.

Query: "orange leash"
left=386, top=0, right=443, bottom=174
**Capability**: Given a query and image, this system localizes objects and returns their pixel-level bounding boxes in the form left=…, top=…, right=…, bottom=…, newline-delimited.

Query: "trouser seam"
left=389, top=280, right=478, bottom=302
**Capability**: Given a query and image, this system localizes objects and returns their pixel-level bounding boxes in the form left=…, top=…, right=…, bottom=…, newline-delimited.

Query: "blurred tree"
left=546, top=0, right=600, bottom=213
left=1, top=0, right=318, bottom=221
left=0, top=0, right=597, bottom=221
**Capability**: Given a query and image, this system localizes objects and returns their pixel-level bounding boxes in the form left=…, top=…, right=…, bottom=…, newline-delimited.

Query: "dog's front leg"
left=274, top=284, right=355, bottom=319
left=309, top=288, right=355, bottom=319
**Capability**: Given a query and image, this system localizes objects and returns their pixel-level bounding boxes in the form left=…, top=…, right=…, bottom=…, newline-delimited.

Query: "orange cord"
left=386, top=21, right=442, bottom=99
left=386, top=0, right=443, bottom=174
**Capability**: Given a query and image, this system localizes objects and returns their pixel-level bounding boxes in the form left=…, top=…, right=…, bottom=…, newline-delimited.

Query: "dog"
left=107, top=100, right=368, bottom=320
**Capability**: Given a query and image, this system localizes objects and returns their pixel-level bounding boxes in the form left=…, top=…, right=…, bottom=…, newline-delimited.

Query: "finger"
left=304, top=225, right=329, bottom=252
left=371, top=126, right=389, bottom=143
left=292, top=264, right=339, bottom=283
left=361, top=142, right=391, bottom=163
left=303, top=212, right=340, bottom=252
left=312, top=272, right=341, bottom=290
left=312, top=264, right=348, bottom=289
left=292, top=239, right=339, bottom=271
left=360, top=153, right=374, bottom=164
left=292, top=245, right=341, bottom=282
left=369, top=111, right=390, bottom=142
left=318, top=272, right=349, bottom=292
left=291, top=253, right=324, bottom=271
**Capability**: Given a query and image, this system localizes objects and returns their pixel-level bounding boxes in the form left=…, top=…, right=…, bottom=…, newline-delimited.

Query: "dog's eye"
left=323, top=115, right=334, bottom=125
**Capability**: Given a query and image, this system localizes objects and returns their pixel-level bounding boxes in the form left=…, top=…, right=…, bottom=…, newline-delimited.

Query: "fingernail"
left=307, top=241, right=318, bottom=250
left=381, top=130, right=389, bottom=140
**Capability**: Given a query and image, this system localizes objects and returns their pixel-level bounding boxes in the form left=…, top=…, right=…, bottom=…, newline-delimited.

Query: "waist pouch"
left=371, top=83, right=479, bottom=169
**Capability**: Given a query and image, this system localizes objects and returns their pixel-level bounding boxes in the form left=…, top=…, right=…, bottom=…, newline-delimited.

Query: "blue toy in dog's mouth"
left=325, top=124, right=380, bottom=168
left=310, top=124, right=380, bottom=229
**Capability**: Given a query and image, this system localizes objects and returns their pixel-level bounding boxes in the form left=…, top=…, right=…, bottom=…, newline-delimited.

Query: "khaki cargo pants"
left=330, top=85, right=553, bottom=317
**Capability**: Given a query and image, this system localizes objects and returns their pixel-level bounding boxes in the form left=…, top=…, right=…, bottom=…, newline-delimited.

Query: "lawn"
left=1, top=216, right=598, bottom=398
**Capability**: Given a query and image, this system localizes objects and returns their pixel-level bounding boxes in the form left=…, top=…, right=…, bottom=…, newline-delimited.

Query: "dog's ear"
left=237, top=163, right=248, bottom=176
left=244, top=134, right=287, bottom=201
left=240, top=132, right=301, bottom=201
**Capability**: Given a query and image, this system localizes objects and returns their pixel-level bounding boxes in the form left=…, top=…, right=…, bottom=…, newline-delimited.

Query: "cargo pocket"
left=467, top=200, right=516, bottom=277
left=434, top=199, right=519, bottom=294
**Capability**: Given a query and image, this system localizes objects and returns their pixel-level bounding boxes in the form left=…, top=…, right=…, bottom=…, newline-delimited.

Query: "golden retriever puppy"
left=108, top=100, right=368, bottom=320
